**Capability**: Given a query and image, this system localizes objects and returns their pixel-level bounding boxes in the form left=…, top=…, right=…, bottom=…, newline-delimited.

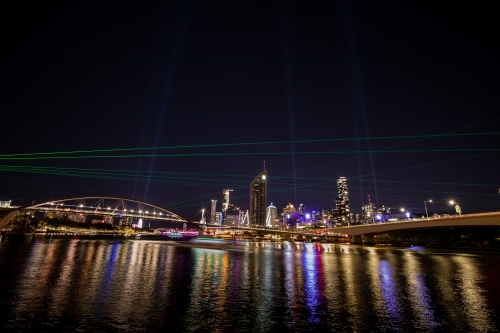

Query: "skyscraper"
left=210, top=199, right=217, bottom=224
left=222, top=189, right=233, bottom=225
left=250, top=169, right=267, bottom=226
left=334, top=176, right=351, bottom=225
left=222, top=189, right=232, bottom=212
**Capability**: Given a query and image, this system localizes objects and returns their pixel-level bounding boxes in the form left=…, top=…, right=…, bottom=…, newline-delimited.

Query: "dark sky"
left=1, top=1, right=499, bottom=220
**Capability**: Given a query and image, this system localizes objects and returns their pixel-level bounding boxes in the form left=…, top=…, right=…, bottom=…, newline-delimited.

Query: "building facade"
left=361, top=202, right=377, bottom=224
left=334, top=177, right=352, bottom=225
left=250, top=170, right=267, bottom=226
left=265, top=202, right=277, bottom=227
left=210, top=199, right=217, bottom=224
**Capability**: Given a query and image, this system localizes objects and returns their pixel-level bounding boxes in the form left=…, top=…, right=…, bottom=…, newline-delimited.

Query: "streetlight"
left=424, top=200, right=433, bottom=219
left=449, top=200, right=462, bottom=217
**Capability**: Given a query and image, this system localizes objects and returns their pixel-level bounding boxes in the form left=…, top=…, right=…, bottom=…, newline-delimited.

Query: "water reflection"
left=0, top=238, right=499, bottom=332
left=453, top=254, right=494, bottom=332
left=403, top=251, right=438, bottom=331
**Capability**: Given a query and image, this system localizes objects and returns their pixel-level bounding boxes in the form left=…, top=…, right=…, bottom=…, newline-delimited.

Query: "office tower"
left=250, top=169, right=267, bottom=226
left=265, top=202, right=277, bottom=227
left=361, top=194, right=377, bottom=224
left=222, top=189, right=232, bottom=212
left=211, top=200, right=217, bottom=223
left=222, top=189, right=233, bottom=225
left=334, top=176, right=351, bottom=225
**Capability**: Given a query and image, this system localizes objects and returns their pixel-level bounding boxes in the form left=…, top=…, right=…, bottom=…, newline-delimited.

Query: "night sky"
left=2, top=1, right=499, bottom=220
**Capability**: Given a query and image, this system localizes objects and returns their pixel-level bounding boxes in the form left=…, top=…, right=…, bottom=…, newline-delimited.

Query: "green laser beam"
left=1, top=131, right=498, bottom=158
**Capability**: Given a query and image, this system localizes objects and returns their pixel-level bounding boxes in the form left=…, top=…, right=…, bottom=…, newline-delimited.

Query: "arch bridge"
left=0, top=196, right=191, bottom=227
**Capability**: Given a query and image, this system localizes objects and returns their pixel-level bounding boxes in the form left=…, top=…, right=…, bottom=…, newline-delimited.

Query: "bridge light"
left=159, top=213, right=162, bottom=215
left=131, top=210, right=134, bottom=212
left=449, top=200, right=455, bottom=205
left=79, top=204, right=83, bottom=207
left=139, top=210, right=142, bottom=213
left=107, top=207, right=110, bottom=210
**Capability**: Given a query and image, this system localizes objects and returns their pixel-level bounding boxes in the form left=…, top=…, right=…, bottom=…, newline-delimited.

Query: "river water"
left=1, top=236, right=500, bottom=332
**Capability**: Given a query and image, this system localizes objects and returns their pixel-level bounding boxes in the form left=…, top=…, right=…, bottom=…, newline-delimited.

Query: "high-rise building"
left=334, top=177, right=351, bottom=225
left=361, top=195, right=376, bottom=224
left=250, top=169, right=267, bottom=226
left=361, top=204, right=376, bottom=223
left=265, top=202, right=277, bottom=227
left=222, top=189, right=233, bottom=225
left=222, top=189, right=232, bottom=212
left=210, top=200, right=217, bottom=224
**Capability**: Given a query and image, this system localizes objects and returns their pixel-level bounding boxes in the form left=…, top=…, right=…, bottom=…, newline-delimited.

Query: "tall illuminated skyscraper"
left=250, top=169, right=267, bottom=226
left=334, top=176, right=351, bottom=224
left=222, top=189, right=232, bottom=212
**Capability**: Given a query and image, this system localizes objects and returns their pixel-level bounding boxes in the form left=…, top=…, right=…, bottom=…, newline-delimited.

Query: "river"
left=1, top=236, right=499, bottom=332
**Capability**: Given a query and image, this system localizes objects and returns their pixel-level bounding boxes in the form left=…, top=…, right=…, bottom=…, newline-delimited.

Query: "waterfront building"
left=334, top=177, right=352, bottom=225
left=265, top=202, right=277, bottom=227
left=213, top=212, right=222, bottom=225
left=0, top=200, right=12, bottom=208
left=250, top=169, right=267, bottom=226
left=225, top=204, right=240, bottom=226
left=361, top=204, right=376, bottom=224
left=281, top=203, right=296, bottom=225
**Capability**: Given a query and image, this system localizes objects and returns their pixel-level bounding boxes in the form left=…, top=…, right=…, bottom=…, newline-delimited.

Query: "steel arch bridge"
left=0, top=196, right=189, bottom=226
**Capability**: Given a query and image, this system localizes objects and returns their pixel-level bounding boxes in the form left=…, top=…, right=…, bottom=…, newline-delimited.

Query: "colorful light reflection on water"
left=0, top=238, right=499, bottom=332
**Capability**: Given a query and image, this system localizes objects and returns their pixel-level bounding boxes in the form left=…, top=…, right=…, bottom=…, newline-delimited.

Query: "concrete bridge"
left=322, top=212, right=500, bottom=244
